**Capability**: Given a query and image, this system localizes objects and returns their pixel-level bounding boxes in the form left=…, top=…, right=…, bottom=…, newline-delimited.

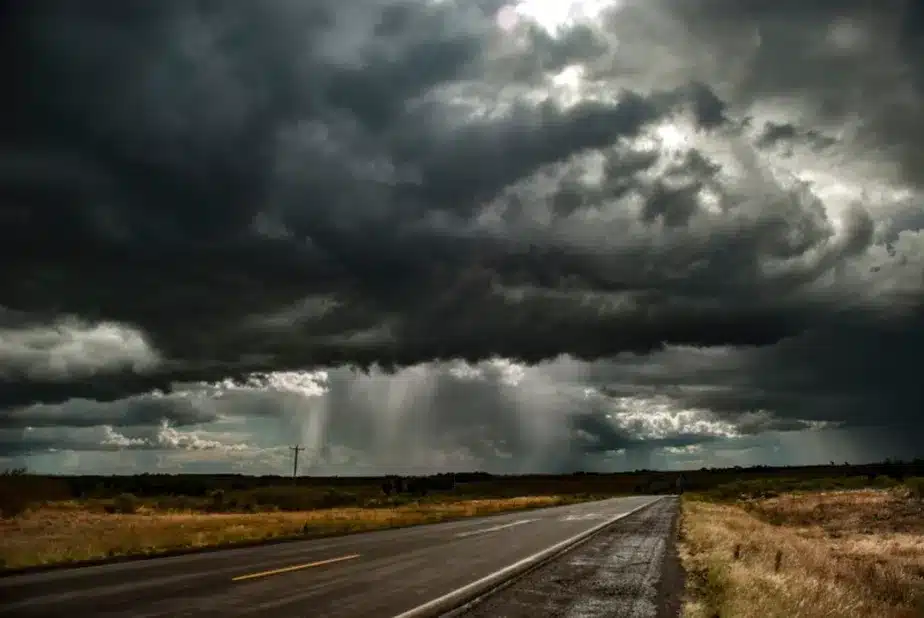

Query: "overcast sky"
left=1, top=0, right=922, bottom=475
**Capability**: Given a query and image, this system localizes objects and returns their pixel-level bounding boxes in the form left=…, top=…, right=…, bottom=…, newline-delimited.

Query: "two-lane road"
left=0, top=495, right=664, bottom=618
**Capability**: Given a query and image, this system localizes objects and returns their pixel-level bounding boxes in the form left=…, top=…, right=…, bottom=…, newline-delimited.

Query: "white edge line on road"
left=454, top=519, right=537, bottom=538
left=390, top=496, right=667, bottom=618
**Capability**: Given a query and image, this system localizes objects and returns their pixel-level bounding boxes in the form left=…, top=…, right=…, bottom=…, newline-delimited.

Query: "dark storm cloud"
left=687, top=316, right=924, bottom=431
left=754, top=121, right=837, bottom=153
left=667, top=0, right=924, bottom=186
left=0, top=0, right=766, bottom=406
left=0, top=395, right=215, bottom=430
left=580, top=306, right=924, bottom=445
left=0, top=0, right=922, bottom=465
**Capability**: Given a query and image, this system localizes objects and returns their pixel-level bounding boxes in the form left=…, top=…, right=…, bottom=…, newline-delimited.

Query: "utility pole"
left=290, top=445, right=304, bottom=480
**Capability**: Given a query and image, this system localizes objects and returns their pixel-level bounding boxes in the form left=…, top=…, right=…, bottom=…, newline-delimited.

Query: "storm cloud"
left=1, top=0, right=922, bottom=473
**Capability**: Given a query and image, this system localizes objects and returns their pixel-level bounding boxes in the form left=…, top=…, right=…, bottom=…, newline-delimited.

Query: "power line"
left=289, top=445, right=305, bottom=480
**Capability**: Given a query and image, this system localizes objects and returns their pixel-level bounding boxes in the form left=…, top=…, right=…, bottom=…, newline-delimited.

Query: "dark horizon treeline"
left=2, top=458, right=922, bottom=502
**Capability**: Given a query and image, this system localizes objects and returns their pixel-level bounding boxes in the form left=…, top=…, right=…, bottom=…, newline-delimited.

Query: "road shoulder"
left=458, top=497, right=680, bottom=618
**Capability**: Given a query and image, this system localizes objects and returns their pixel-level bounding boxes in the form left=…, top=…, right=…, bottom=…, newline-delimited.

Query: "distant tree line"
left=380, top=473, right=458, bottom=497
left=2, top=459, right=923, bottom=519
left=0, top=471, right=487, bottom=500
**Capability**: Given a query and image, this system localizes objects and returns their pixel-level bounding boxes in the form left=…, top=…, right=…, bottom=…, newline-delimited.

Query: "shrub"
left=153, top=495, right=199, bottom=512
left=873, top=475, right=898, bottom=488
left=238, top=487, right=362, bottom=511
left=0, top=489, right=31, bottom=518
left=905, top=477, right=924, bottom=501
left=208, top=489, right=226, bottom=512
left=110, top=493, right=139, bottom=514
left=0, top=470, right=71, bottom=518
left=318, top=489, right=357, bottom=508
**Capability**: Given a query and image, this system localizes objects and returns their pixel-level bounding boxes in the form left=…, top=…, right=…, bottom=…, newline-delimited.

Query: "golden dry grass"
left=0, top=495, right=571, bottom=569
left=680, top=490, right=924, bottom=618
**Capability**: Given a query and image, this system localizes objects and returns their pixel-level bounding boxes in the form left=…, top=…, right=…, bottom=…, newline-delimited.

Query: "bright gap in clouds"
left=654, top=123, right=690, bottom=152
left=498, top=0, right=620, bottom=35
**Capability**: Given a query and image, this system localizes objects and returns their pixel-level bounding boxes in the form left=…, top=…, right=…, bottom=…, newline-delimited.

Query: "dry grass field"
left=0, top=494, right=587, bottom=570
left=680, top=485, right=924, bottom=618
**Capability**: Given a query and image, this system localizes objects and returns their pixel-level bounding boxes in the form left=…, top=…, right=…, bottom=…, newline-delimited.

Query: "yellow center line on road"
left=231, top=553, right=361, bottom=582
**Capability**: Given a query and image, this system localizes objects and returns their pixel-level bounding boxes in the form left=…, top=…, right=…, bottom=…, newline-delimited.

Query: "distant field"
left=679, top=477, right=924, bottom=618
left=0, top=494, right=597, bottom=570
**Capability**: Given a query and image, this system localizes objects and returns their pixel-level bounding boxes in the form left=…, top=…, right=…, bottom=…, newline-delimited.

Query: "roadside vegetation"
left=680, top=473, right=924, bottom=618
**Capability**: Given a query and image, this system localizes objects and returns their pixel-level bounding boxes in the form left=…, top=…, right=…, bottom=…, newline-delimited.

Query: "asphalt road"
left=0, top=495, right=665, bottom=618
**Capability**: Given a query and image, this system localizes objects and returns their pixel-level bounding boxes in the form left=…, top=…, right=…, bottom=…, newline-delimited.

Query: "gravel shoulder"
left=458, top=497, right=682, bottom=618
